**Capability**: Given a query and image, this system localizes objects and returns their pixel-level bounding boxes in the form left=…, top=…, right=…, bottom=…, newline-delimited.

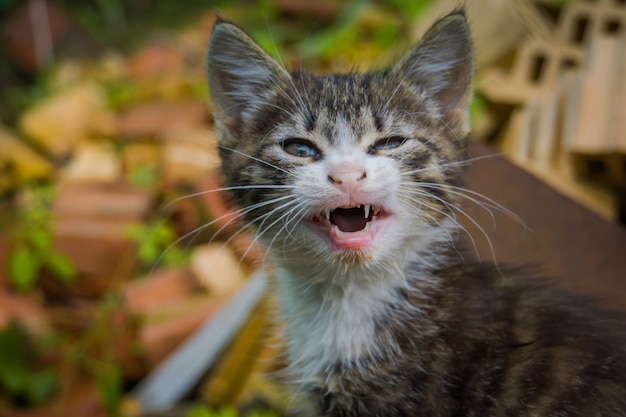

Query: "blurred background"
left=0, top=0, right=625, bottom=416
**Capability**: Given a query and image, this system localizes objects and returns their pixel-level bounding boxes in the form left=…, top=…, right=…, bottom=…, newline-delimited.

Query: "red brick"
left=123, top=268, right=199, bottom=315
left=53, top=183, right=152, bottom=221
left=0, top=291, right=49, bottom=334
left=126, top=43, right=186, bottom=80
left=117, top=101, right=208, bottom=139
left=45, top=184, right=153, bottom=298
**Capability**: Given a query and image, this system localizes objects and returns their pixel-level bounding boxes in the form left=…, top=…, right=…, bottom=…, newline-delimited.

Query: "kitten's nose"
left=328, top=169, right=367, bottom=194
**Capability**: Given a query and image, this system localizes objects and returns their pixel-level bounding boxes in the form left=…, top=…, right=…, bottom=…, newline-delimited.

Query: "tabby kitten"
left=207, top=10, right=626, bottom=417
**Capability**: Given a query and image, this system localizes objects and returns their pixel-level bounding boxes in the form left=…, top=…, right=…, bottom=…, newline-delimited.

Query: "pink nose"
left=328, top=169, right=367, bottom=193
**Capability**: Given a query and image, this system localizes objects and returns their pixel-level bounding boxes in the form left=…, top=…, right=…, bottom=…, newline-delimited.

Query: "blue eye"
left=282, top=139, right=321, bottom=159
left=369, top=136, right=407, bottom=153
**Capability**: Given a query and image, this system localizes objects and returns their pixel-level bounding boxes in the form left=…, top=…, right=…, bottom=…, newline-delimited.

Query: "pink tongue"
left=329, top=208, right=367, bottom=232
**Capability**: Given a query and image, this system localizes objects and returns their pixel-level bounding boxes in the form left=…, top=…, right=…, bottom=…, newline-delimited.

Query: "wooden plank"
left=463, top=141, right=625, bottom=310
left=130, top=272, right=267, bottom=412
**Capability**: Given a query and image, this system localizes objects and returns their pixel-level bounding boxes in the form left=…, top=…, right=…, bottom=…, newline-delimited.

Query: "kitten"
left=207, top=10, right=626, bottom=417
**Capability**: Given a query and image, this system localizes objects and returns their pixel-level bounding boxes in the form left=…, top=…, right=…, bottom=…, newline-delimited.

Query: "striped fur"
left=207, top=10, right=626, bottom=417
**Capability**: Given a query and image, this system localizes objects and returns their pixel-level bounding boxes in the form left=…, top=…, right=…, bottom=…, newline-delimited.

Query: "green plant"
left=94, top=361, right=123, bottom=416
left=0, top=324, right=58, bottom=406
left=125, top=218, right=189, bottom=271
left=186, top=405, right=280, bottom=417
left=469, top=91, right=487, bottom=125
left=7, top=184, right=76, bottom=291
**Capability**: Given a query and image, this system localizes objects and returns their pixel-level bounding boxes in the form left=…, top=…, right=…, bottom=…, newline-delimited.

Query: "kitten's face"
left=207, top=12, right=473, bottom=268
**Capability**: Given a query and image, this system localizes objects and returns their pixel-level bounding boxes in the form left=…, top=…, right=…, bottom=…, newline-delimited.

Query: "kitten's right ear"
left=392, top=10, right=473, bottom=127
left=207, top=19, right=289, bottom=123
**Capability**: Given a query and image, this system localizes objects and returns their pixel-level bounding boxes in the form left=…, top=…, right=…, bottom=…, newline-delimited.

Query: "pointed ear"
left=393, top=10, right=473, bottom=121
left=207, top=19, right=290, bottom=123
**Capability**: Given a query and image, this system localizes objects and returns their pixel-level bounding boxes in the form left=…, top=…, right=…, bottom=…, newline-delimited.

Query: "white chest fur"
left=275, top=264, right=407, bottom=383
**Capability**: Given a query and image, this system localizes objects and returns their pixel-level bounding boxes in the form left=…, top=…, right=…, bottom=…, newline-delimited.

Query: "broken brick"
left=44, top=184, right=153, bottom=298
left=117, top=101, right=208, bottom=139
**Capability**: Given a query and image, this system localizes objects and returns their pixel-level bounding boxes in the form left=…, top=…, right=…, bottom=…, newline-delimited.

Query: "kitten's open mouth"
left=329, top=205, right=375, bottom=233
left=309, top=204, right=392, bottom=251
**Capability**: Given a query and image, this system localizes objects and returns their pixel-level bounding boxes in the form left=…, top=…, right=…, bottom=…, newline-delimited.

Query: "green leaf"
left=128, top=164, right=158, bottom=190
left=0, top=326, right=58, bottom=405
left=8, top=247, right=41, bottom=291
left=46, top=253, right=77, bottom=283
left=470, top=92, right=486, bottom=125
left=25, top=370, right=57, bottom=405
left=186, top=405, right=212, bottom=417
left=137, top=242, right=159, bottom=265
left=97, top=365, right=123, bottom=416
left=124, top=222, right=143, bottom=240
left=0, top=326, right=28, bottom=377
left=29, top=229, right=52, bottom=252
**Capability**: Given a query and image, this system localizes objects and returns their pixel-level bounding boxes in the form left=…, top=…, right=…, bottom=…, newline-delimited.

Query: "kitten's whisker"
left=161, top=184, right=296, bottom=210
left=417, top=182, right=527, bottom=231
left=417, top=183, right=498, bottom=229
left=213, top=197, right=302, bottom=271
left=251, top=200, right=306, bottom=255
left=399, top=109, right=463, bottom=145
left=398, top=189, right=467, bottom=253
left=273, top=81, right=310, bottom=124
left=266, top=205, right=308, bottom=259
left=215, top=196, right=299, bottom=248
left=218, top=145, right=296, bottom=177
left=241, top=201, right=305, bottom=258
left=297, top=70, right=314, bottom=113
left=400, top=186, right=484, bottom=262
left=399, top=193, right=457, bottom=235
left=187, top=198, right=277, bottom=251
left=446, top=184, right=528, bottom=231
left=263, top=25, right=311, bottom=122
left=211, top=195, right=293, bottom=242
left=421, top=188, right=498, bottom=266
left=382, top=67, right=417, bottom=115
left=148, top=203, right=257, bottom=275
left=266, top=19, right=286, bottom=70
left=219, top=99, right=299, bottom=122
left=234, top=200, right=301, bottom=252
left=403, top=153, right=500, bottom=176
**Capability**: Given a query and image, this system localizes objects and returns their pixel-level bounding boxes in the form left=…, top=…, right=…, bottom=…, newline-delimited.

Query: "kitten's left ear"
left=393, top=10, right=473, bottom=123
left=207, top=18, right=290, bottom=124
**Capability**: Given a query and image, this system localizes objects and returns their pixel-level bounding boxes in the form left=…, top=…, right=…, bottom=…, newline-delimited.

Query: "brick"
left=121, top=142, right=162, bottom=179
left=117, top=101, right=208, bottom=139
left=123, top=268, right=199, bottom=315
left=19, top=82, right=110, bottom=158
left=126, top=43, right=186, bottom=80
left=555, top=0, right=626, bottom=47
left=567, top=33, right=626, bottom=188
left=0, top=291, right=50, bottom=334
left=197, top=178, right=240, bottom=239
left=45, top=184, right=153, bottom=298
left=479, top=39, right=583, bottom=106
left=0, top=126, right=53, bottom=184
left=59, top=142, right=121, bottom=184
left=161, top=128, right=220, bottom=185
left=190, top=244, right=246, bottom=297
left=53, top=183, right=152, bottom=221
